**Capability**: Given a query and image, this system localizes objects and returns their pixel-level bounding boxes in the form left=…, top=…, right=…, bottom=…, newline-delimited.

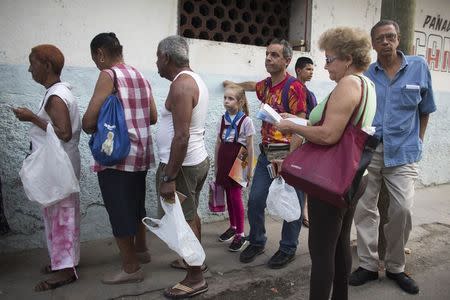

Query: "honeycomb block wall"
left=179, top=0, right=291, bottom=46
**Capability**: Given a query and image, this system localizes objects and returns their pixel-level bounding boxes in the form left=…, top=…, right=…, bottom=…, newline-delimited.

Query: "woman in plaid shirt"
left=83, top=32, right=157, bottom=284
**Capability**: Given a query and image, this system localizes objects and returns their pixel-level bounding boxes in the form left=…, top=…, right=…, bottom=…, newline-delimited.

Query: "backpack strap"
left=281, top=76, right=297, bottom=113
left=306, top=89, right=317, bottom=118
left=263, top=78, right=271, bottom=104
left=263, top=75, right=296, bottom=113
left=110, top=68, right=118, bottom=93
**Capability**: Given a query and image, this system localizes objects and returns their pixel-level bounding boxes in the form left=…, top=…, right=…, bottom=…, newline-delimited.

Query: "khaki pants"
left=156, top=158, right=210, bottom=221
left=354, top=143, right=418, bottom=273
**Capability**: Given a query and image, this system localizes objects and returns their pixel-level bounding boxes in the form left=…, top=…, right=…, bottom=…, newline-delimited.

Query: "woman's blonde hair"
left=225, top=84, right=250, bottom=116
left=318, top=27, right=372, bottom=71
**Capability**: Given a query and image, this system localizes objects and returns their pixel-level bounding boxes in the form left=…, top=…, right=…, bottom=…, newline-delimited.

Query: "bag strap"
left=281, top=76, right=297, bottom=113
left=306, top=89, right=317, bottom=117
left=110, top=68, right=118, bottom=93
left=263, top=78, right=271, bottom=105
left=350, top=75, right=369, bottom=128
left=319, top=75, right=368, bottom=129
left=263, top=76, right=296, bottom=114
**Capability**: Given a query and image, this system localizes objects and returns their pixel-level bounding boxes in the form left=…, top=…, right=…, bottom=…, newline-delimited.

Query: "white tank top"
left=29, top=82, right=81, bottom=178
left=156, top=71, right=209, bottom=166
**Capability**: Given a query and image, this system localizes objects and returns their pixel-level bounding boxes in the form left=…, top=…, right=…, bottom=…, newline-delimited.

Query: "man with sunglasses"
left=349, top=20, right=436, bottom=295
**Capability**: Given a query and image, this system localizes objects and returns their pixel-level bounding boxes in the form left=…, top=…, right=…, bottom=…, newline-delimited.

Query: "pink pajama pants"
left=43, top=193, right=80, bottom=272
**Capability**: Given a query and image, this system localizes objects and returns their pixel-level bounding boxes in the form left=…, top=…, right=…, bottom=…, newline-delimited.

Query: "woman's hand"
left=279, top=112, right=297, bottom=119
left=12, top=107, right=35, bottom=122
left=275, top=119, right=293, bottom=134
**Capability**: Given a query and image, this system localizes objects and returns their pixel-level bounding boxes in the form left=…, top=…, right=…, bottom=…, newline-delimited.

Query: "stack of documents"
left=256, top=104, right=282, bottom=124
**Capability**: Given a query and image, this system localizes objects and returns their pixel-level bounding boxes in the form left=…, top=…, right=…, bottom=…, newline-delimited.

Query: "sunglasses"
left=325, top=56, right=338, bottom=65
left=374, top=33, right=397, bottom=44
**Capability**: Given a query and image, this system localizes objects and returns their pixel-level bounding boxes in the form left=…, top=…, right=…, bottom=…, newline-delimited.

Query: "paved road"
left=0, top=184, right=449, bottom=299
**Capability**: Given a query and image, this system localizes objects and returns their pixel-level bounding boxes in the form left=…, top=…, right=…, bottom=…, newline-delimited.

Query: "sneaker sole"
left=218, top=236, right=234, bottom=242
left=268, top=255, right=296, bottom=269
left=239, top=248, right=265, bottom=263
left=228, top=240, right=249, bottom=252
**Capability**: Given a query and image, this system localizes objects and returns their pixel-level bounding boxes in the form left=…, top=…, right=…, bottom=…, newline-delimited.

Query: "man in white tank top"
left=155, top=35, right=209, bottom=299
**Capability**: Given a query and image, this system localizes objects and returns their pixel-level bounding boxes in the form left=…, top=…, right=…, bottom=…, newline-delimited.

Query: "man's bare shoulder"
left=171, top=73, right=197, bottom=94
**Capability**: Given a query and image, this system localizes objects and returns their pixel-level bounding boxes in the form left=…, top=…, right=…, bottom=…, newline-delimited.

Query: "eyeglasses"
left=374, top=33, right=397, bottom=44
left=325, top=56, right=338, bottom=65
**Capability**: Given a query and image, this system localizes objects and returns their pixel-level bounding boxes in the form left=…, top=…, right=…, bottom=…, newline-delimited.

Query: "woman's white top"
left=29, top=82, right=81, bottom=178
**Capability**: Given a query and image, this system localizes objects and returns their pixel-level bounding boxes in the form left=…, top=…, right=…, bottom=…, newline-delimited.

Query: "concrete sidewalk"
left=0, top=184, right=449, bottom=299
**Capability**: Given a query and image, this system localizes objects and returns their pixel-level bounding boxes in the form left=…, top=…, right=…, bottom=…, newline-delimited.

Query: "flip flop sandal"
left=34, top=274, right=77, bottom=292
left=170, top=259, right=208, bottom=273
left=163, top=282, right=208, bottom=299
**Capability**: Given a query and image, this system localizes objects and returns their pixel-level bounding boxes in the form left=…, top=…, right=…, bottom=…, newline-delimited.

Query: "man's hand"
left=223, top=80, right=235, bottom=87
left=160, top=181, right=176, bottom=204
left=271, top=159, right=283, bottom=176
left=223, top=80, right=256, bottom=91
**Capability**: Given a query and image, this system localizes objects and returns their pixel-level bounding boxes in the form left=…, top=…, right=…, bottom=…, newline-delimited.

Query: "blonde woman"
left=276, top=27, right=376, bottom=300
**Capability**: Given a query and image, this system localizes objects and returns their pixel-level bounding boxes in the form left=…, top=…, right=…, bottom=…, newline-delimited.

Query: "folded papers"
left=256, top=104, right=282, bottom=124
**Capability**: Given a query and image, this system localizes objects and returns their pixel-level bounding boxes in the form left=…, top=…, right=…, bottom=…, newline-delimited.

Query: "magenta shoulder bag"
left=280, top=76, right=379, bottom=208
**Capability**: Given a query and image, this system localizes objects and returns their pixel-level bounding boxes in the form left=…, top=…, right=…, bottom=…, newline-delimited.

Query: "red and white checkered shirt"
left=91, top=64, right=155, bottom=172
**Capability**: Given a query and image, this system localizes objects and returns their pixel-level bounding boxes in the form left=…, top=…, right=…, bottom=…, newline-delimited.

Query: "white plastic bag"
left=267, top=176, right=301, bottom=222
left=142, top=193, right=205, bottom=266
left=19, top=124, right=80, bottom=207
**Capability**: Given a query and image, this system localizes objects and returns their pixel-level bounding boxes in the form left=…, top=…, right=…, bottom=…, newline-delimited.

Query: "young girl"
left=215, top=84, right=255, bottom=252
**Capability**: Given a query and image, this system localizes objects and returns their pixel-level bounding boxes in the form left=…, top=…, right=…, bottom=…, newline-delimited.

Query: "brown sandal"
left=34, top=274, right=77, bottom=292
left=40, top=265, right=56, bottom=274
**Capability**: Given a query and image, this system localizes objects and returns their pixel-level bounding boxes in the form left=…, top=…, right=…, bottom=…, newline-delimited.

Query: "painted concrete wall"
left=413, top=0, right=450, bottom=185
left=1, top=0, right=449, bottom=252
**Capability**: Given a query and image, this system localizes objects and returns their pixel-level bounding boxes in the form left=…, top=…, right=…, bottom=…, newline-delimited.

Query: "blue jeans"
left=248, top=153, right=304, bottom=255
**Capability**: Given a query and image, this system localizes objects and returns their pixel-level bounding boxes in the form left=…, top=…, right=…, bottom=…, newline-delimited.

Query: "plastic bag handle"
left=46, top=123, right=62, bottom=146
left=142, top=217, right=159, bottom=228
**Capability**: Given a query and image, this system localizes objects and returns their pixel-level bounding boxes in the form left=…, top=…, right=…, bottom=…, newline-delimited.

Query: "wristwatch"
left=162, top=174, right=176, bottom=183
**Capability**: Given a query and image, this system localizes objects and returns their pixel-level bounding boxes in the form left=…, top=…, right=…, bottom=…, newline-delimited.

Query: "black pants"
left=98, top=169, right=147, bottom=237
left=308, top=197, right=357, bottom=300
left=0, top=177, right=10, bottom=235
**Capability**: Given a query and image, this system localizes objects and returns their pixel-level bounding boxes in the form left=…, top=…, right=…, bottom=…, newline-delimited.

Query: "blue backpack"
left=265, top=75, right=317, bottom=117
left=89, top=69, right=130, bottom=166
